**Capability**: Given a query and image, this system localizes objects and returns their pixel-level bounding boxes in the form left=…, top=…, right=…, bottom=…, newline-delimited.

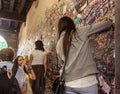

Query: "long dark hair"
left=35, top=40, right=45, bottom=51
left=13, top=56, right=29, bottom=74
left=58, top=16, right=77, bottom=57
left=12, top=56, right=21, bottom=78
left=14, top=56, right=21, bottom=65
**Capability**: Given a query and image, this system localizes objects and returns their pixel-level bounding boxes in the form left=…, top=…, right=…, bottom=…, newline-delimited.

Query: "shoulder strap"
left=61, top=38, right=86, bottom=79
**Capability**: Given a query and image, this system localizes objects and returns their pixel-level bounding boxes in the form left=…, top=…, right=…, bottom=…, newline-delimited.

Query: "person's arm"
left=29, top=69, right=36, bottom=80
left=7, top=69, right=12, bottom=79
left=27, top=65, right=36, bottom=80
left=21, top=85, right=27, bottom=93
left=43, top=53, right=47, bottom=77
left=29, top=54, right=33, bottom=65
left=87, top=20, right=112, bottom=36
left=21, top=69, right=27, bottom=93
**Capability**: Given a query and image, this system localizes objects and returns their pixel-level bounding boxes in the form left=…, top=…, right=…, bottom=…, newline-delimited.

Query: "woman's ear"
left=7, top=69, right=12, bottom=79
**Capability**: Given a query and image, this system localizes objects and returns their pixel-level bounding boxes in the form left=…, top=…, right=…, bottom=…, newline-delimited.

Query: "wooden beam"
left=18, top=0, right=26, bottom=14
left=0, top=10, right=26, bottom=22
left=0, top=0, right=2, bottom=9
left=0, top=25, right=17, bottom=31
left=9, top=0, right=15, bottom=12
left=8, top=21, right=11, bottom=27
left=11, top=21, right=19, bottom=29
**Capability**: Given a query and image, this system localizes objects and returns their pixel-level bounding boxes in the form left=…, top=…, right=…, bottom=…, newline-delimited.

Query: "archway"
left=0, top=35, right=8, bottom=50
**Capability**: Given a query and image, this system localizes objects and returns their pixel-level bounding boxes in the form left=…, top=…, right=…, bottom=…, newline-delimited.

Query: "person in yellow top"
left=14, top=56, right=36, bottom=94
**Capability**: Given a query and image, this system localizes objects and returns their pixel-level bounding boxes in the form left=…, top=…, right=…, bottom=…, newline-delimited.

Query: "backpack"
left=0, top=67, right=13, bottom=94
left=0, top=64, right=22, bottom=94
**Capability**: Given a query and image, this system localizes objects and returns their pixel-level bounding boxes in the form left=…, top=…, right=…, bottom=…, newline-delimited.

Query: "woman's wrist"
left=29, top=68, right=33, bottom=70
left=28, top=66, right=33, bottom=72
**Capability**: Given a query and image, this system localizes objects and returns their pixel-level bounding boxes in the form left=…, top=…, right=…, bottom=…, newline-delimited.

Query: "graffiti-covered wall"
left=18, top=0, right=115, bottom=93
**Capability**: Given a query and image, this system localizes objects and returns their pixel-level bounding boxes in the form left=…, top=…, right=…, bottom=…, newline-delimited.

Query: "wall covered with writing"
left=18, top=0, right=115, bottom=93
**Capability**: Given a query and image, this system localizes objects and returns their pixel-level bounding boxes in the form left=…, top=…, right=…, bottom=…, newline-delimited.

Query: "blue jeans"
left=64, top=84, right=98, bottom=94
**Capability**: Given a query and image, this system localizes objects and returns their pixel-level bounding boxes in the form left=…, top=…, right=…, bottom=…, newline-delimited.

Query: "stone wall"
left=18, top=0, right=115, bottom=93
left=18, top=0, right=115, bottom=55
left=18, top=0, right=58, bottom=56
